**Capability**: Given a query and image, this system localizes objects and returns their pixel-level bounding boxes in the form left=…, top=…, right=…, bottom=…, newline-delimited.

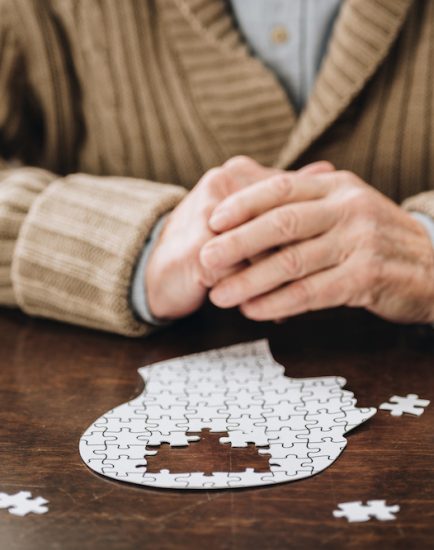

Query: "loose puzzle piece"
left=333, top=500, right=400, bottom=522
left=379, top=394, right=430, bottom=416
left=79, top=340, right=376, bottom=489
left=0, top=491, right=49, bottom=517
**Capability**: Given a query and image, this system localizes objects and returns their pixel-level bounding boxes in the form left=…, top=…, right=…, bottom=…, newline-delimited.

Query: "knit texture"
left=0, top=168, right=56, bottom=305
left=0, top=0, right=433, bottom=335
left=12, top=174, right=186, bottom=335
left=403, top=192, right=434, bottom=218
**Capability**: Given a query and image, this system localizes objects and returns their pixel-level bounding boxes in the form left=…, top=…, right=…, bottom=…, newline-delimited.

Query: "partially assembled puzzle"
left=80, top=340, right=376, bottom=489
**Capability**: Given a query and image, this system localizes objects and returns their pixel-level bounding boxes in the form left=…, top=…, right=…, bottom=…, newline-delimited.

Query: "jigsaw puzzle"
left=79, top=340, right=376, bottom=489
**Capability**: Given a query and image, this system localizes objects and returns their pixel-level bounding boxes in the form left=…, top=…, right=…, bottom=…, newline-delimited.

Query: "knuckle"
left=195, top=263, right=211, bottom=287
left=270, top=206, right=299, bottom=241
left=196, top=166, right=234, bottom=201
left=352, top=254, right=383, bottom=306
left=224, top=231, right=241, bottom=256
left=342, top=187, right=376, bottom=220
left=234, top=270, right=254, bottom=296
left=220, top=194, right=237, bottom=214
left=290, top=279, right=312, bottom=308
left=332, top=171, right=363, bottom=199
left=197, top=259, right=219, bottom=287
left=195, top=255, right=218, bottom=288
left=200, top=167, right=225, bottom=194
left=354, top=190, right=373, bottom=211
left=269, top=173, right=293, bottom=199
left=223, top=155, right=257, bottom=172
left=320, top=160, right=335, bottom=172
left=355, top=221, right=381, bottom=255
left=356, top=268, right=372, bottom=295
left=277, top=246, right=304, bottom=278
left=365, top=253, right=383, bottom=287
left=322, top=281, right=339, bottom=303
left=337, top=170, right=361, bottom=187
left=241, top=300, right=261, bottom=319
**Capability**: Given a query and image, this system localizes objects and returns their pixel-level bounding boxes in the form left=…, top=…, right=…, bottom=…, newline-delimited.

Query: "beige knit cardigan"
left=0, top=0, right=433, bottom=336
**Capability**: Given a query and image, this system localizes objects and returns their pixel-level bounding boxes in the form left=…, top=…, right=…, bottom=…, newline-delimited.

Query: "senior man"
left=0, top=0, right=433, bottom=335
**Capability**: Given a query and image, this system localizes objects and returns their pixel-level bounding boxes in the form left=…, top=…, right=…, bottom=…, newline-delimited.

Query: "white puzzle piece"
left=0, top=491, right=49, bottom=516
left=333, top=500, right=400, bottom=522
left=79, top=340, right=376, bottom=489
left=379, top=394, right=430, bottom=416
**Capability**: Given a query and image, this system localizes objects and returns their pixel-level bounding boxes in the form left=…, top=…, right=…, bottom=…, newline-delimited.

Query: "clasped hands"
left=146, top=156, right=434, bottom=324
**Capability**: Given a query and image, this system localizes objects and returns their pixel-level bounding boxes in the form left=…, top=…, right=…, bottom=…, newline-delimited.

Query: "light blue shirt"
left=230, top=0, right=342, bottom=110
left=131, top=0, right=434, bottom=325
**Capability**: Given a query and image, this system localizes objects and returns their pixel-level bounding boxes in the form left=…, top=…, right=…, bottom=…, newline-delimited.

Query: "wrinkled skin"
left=146, top=157, right=329, bottom=320
left=202, top=161, right=434, bottom=324
left=148, top=156, right=434, bottom=324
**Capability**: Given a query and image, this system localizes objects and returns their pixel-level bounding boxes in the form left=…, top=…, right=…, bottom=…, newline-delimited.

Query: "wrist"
left=409, top=212, right=434, bottom=247
left=144, top=215, right=177, bottom=321
left=145, top=250, right=172, bottom=320
left=131, top=214, right=173, bottom=325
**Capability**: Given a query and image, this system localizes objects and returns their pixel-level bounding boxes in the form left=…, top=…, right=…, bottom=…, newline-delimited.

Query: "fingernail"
left=209, top=209, right=229, bottom=231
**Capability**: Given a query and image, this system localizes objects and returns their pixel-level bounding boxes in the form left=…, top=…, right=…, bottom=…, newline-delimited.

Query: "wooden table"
left=1, top=305, right=433, bottom=549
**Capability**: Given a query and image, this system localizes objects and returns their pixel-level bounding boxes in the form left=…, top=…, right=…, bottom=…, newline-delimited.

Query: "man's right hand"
left=146, top=157, right=278, bottom=320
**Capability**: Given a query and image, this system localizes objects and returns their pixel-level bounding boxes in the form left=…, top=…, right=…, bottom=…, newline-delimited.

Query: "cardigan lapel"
left=165, top=0, right=297, bottom=166
left=276, top=0, right=414, bottom=168
left=169, top=0, right=413, bottom=169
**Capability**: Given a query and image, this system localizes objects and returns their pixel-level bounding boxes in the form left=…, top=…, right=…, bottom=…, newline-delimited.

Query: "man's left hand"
left=200, top=168, right=434, bottom=324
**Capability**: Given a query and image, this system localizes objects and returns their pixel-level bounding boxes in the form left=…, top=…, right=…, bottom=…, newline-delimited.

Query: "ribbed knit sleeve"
left=0, top=168, right=56, bottom=306
left=0, top=168, right=186, bottom=336
left=11, top=174, right=186, bottom=336
left=0, top=166, right=186, bottom=336
left=402, top=193, right=434, bottom=220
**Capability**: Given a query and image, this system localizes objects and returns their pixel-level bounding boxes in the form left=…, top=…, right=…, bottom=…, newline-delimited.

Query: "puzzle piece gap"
left=79, top=339, right=376, bottom=489
left=145, top=429, right=273, bottom=475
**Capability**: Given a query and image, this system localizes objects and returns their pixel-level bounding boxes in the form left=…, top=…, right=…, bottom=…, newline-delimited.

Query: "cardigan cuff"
left=0, top=167, right=57, bottom=306
left=403, top=191, right=434, bottom=220
left=131, top=214, right=171, bottom=326
left=11, top=173, right=186, bottom=336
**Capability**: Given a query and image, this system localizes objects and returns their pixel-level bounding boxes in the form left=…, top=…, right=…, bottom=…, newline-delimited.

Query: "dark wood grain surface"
left=0, top=305, right=433, bottom=550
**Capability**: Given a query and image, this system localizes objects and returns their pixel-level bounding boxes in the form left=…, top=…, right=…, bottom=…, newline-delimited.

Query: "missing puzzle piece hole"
left=144, top=429, right=272, bottom=475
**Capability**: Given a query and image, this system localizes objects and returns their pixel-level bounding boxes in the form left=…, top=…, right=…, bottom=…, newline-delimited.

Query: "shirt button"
left=271, top=25, right=289, bottom=44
